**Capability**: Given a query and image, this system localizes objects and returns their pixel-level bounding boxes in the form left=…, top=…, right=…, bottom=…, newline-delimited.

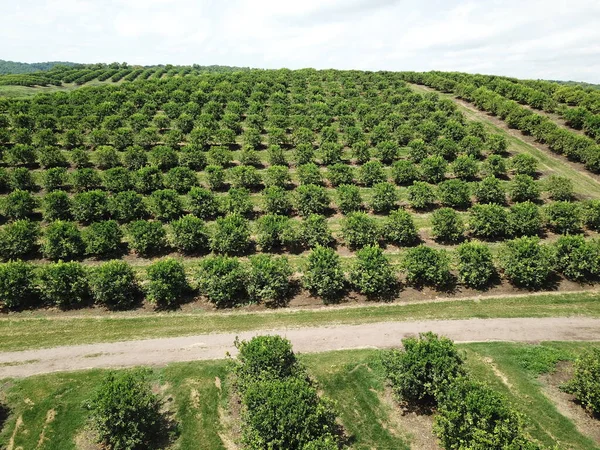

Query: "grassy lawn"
left=0, top=291, right=599, bottom=352
left=1, top=343, right=598, bottom=449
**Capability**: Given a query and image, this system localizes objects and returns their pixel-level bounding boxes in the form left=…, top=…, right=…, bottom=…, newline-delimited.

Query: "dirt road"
left=1, top=317, right=599, bottom=378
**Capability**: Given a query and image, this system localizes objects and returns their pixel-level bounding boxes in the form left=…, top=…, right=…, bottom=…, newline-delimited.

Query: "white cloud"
left=0, top=0, right=599, bottom=82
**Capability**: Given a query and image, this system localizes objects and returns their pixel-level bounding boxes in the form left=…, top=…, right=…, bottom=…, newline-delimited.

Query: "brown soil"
left=540, top=361, right=600, bottom=445
left=218, top=375, right=241, bottom=450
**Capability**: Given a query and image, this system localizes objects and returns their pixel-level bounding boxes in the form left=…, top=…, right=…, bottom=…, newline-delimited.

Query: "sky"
left=1, top=0, right=600, bottom=82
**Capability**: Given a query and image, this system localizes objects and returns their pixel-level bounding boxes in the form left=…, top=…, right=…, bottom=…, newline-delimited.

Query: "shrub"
left=299, top=214, right=334, bottom=248
left=562, top=348, right=600, bottom=415
left=196, top=255, right=246, bottom=306
left=383, top=209, right=419, bottom=246
left=407, top=181, right=436, bottom=209
left=483, top=154, right=507, bottom=177
left=239, top=147, right=262, bottom=166
left=229, top=165, right=262, bottom=190
left=326, top=163, right=354, bottom=187
left=437, top=179, right=471, bottom=208
left=509, top=202, right=543, bottom=237
left=42, top=167, right=67, bottom=191
left=511, top=153, right=538, bottom=176
left=432, top=208, right=465, bottom=243
left=211, top=213, right=251, bottom=255
left=487, top=134, right=508, bottom=154
left=545, top=175, right=574, bottom=201
left=135, top=166, right=164, bottom=194
left=359, top=160, right=386, bottom=186
left=10, top=167, right=37, bottom=191
left=469, top=204, right=509, bottom=239
left=42, top=221, right=84, bottom=260
left=108, top=191, right=147, bottom=223
left=90, top=260, right=138, bottom=309
left=349, top=245, right=396, bottom=297
left=83, top=220, right=123, bottom=257
left=247, top=255, right=293, bottom=303
left=149, top=145, right=177, bottom=170
left=164, top=166, right=198, bottom=193
left=457, top=242, right=495, bottom=288
left=336, top=184, right=362, bottom=214
left=38, top=261, right=88, bottom=309
left=296, top=143, right=315, bottom=165
left=474, top=176, right=505, bottom=204
left=205, top=165, right=226, bottom=190
left=72, top=190, right=109, bottom=223
left=145, top=258, right=189, bottom=308
left=295, top=184, right=330, bottom=217
left=420, top=155, right=447, bottom=183
left=268, top=144, right=287, bottom=166
left=263, top=186, right=292, bottom=216
left=402, top=245, right=451, bottom=287
left=87, top=370, right=164, bottom=450
left=435, top=377, right=533, bottom=450
left=0, top=260, right=36, bottom=310
left=264, top=165, right=291, bottom=188
left=500, top=237, right=554, bottom=289
left=392, top=160, right=420, bottom=185
left=509, top=174, right=540, bottom=202
left=460, top=135, right=484, bottom=159
left=582, top=199, right=600, bottom=230
left=72, top=168, right=102, bottom=192
left=320, top=142, right=342, bottom=165
left=221, top=187, right=253, bottom=216
left=545, top=201, right=581, bottom=234
left=352, top=141, right=371, bottom=164
left=383, top=332, right=465, bottom=404
left=188, top=187, right=219, bottom=219
left=178, top=144, right=206, bottom=170
left=303, top=245, right=346, bottom=300
left=0, top=219, right=39, bottom=260
left=95, top=145, right=121, bottom=169
left=42, top=190, right=72, bottom=221
left=3, top=189, right=37, bottom=220
left=451, top=155, right=479, bottom=180
left=255, top=214, right=291, bottom=251
left=102, top=167, right=133, bottom=192
left=148, top=189, right=183, bottom=221
left=127, top=220, right=167, bottom=256
left=341, top=211, right=379, bottom=249
left=376, top=141, right=399, bottom=164
left=170, top=215, right=209, bottom=254
left=297, top=163, right=323, bottom=186
left=370, top=182, right=398, bottom=213
left=553, top=235, right=600, bottom=281
left=123, top=145, right=148, bottom=170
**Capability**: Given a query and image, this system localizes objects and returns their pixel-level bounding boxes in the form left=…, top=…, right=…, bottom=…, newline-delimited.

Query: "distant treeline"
left=0, top=60, right=78, bottom=75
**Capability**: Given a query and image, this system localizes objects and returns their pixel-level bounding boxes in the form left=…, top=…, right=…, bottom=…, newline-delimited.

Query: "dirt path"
left=1, top=317, right=599, bottom=378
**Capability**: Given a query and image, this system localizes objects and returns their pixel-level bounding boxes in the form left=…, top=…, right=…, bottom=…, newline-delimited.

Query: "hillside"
left=0, top=59, right=78, bottom=74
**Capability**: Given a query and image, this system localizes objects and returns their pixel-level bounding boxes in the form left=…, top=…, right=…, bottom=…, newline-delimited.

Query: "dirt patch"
left=482, top=357, right=513, bottom=389
left=74, top=425, right=102, bottom=450
left=190, top=388, right=201, bottom=410
left=36, top=409, right=56, bottom=449
left=7, top=415, right=23, bottom=450
left=215, top=376, right=222, bottom=391
left=540, top=361, right=600, bottom=445
left=218, top=375, right=241, bottom=450
left=379, top=386, right=441, bottom=450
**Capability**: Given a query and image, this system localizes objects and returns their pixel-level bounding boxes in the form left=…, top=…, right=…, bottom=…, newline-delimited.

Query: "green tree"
left=246, top=255, right=293, bottom=303
left=303, top=245, right=346, bottom=300
left=127, top=220, right=167, bottom=256
left=432, top=208, right=465, bottom=243
left=457, top=242, right=495, bottom=289
left=196, top=255, right=246, bottom=306
left=0, top=260, right=36, bottom=310
left=349, top=245, right=396, bottom=298
left=211, top=214, right=251, bottom=255
left=170, top=215, right=209, bottom=254
left=145, top=258, right=189, bottom=308
left=402, top=245, right=451, bottom=287
left=500, top=237, right=554, bottom=289
left=38, top=261, right=89, bottom=309
left=42, top=221, right=85, bottom=260
left=90, top=260, right=138, bottom=310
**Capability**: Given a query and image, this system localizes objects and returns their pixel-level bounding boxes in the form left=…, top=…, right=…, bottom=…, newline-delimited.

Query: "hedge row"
left=1, top=235, right=599, bottom=311
left=234, top=335, right=341, bottom=449
left=383, top=333, right=542, bottom=449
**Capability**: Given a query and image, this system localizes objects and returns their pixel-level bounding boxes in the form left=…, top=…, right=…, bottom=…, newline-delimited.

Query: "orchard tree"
left=402, top=245, right=451, bottom=288
left=457, top=242, right=495, bottom=289
left=196, top=255, right=246, bottom=307
left=349, top=245, right=396, bottom=298
left=303, top=245, right=346, bottom=300
left=500, top=237, right=554, bottom=289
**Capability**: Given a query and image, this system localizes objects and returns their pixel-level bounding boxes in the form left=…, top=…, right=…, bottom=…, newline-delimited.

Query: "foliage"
left=0, top=260, right=36, bottom=310
left=42, top=220, right=84, bottom=260
left=298, top=214, right=334, bottom=248
left=145, top=258, right=189, bottom=308
left=545, top=175, right=574, bottom=201
left=544, top=201, right=581, bottom=234
left=148, top=189, right=183, bottom=222
left=38, top=261, right=88, bottom=309
left=469, top=204, right=509, bottom=239
left=349, top=245, right=396, bottom=297
left=295, top=184, right=330, bottom=217
left=407, top=181, right=436, bottom=209
left=511, top=153, right=538, bottom=176
left=42, top=190, right=72, bottom=221
left=431, top=207, right=465, bottom=243
left=90, top=260, right=138, bottom=310
left=500, top=237, right=554, bottom=289
left=246, top=255, right=293, bottom=303
left=402, top=245, right=451, bottom=287
left=509, top=175, right=540, bottom=203
left=420, top=155, right=447, bottom=183
left=263, top=186, right=292, bottom=216
left=0, top=219, right=39, bottom=259
left=383, top=209, right=419, bottom=246
left=108, top=191, right=147, bottom=223
left=196, top=255, right=246, bottom=306
left=72, top=190, right=108, bottom=223
left=3, top=189, right=37, bottom=220
left=211, top=213, right=251, bottom=255
left=336, top=184, right=362, bottom=214
left=303, top=245, right=346, bottom=300
left=127, top=220, right=167, bottom=256
left=359, top=160, right=386, bottom=186
left=437, top=179, right=471, bottom=208
left=562, top=348, right=600, bottom=415
left=170, top=215, right=209, bottom=254
left=553, top=235, right=600, bottom=281
left=87, top=369, right=165, bottom=450
left=457, top=242, right=495, bottom=288
left=474, top=176, right=505, bottom=204
left=82, top=220, right=123, bottom=257
left=392, top=160, right=420, bottom=185
left=341, top=211, right=379, bottom=248
left=383, top=332, right=465, bottom=404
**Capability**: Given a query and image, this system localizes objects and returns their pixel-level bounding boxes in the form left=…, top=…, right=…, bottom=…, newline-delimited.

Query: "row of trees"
left=383, top=333, right=542, bottom=449
left=233, top=335, right=341, bottom=449
left=2, top=234, right=598, bottom=311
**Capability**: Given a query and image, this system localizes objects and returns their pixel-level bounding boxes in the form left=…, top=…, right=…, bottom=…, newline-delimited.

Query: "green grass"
left=463, top=342, right=600, bottom=450
left=409, top=83, right=600, bottom=199
left=1, top=343, right=598, bottom=449
left=1, top=291, right=599, bottom=352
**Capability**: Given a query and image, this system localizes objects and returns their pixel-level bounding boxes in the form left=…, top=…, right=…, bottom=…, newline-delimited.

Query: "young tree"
left=370, top=182, right=398, bottom=213
left=42, top=190, right=72, bottom=221
left=196, top=255, right=246, bottom=306
left=336, top=184, right=362, bottom=214
left=263, top=186, right=292, bottom=216
left=38, top=261, right=89, bottom=309
left=420, top=155, right=447, bottom=183
left=457, top=242, right=495, bottom=289
left=221, top=187, right=253, bottom=216
left=148, top=189, right=184, bottom=222
left=402, top=245, right=451, bottom=287
left=562, top=348, right=600, bottom=415
left=145, top=258, right=189, bottom=308
left=431, top=208, right=465, bottom=243
left=0, top=260, right=36, bottom=310
left=545, top=201, right=581, bottom=234
left=474, top=176, right=505, bottom=204
left=303, top=245, right=346, bottom=300
left=3, top=190, right=37, bottom=220
left=392, top=160, right=420, bottom=185
left=383, top=209, right=419, bottom=246
left=508, top=201, right=543, bottom=237
left=451, top=155, right=479, bottom=180
left=211, top=213, right=251, bottom=255
left=349, top=245, right=396, bottom=298
left=437, top=179, right=471, bottom=208
left=90, top=260, right=138, bottom=310
left=170, top=215, right=209, bottom=254
left=359, top=160, right=386, bottom=186
left=127, top=220, right=167, bottom=256
left=42, top=221, right=85, bottom=260
left=255, top=214, right=291, bottom=251
left=553, top=235, right=599, bottom=281
left=500, top=237, right=554, bottom=289
left=0, top=219, right=39, bottom=260
left=82, top=220, right=123, bottom=257
left=246, top=255, right=293, bottom=303
left=341, top=211, right=379, bottom=249
left=407, top=181, right=436, bottom=209
left=509, top=174, right=540, bottom=202
left=298, top=214, right=334, bottom=248
left=72, top=190, right=109, bottom=223
left=545, top=175, right=574, bottom=201
left=295, top=184, right=330, bottom=217
left=108, top=191, right=147, bottom=223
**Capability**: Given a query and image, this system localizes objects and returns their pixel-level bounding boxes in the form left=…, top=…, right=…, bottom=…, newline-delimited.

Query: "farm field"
left=1, top=341, right=599, bottom=450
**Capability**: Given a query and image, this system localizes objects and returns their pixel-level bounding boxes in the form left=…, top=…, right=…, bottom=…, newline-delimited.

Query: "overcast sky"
left=1, top=0, right=600, bottom=82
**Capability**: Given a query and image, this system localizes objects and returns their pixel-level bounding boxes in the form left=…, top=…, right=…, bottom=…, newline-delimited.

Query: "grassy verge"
left=1, top=343, right=598, bottom=449
left=1, top=291, right=599, bottom=352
